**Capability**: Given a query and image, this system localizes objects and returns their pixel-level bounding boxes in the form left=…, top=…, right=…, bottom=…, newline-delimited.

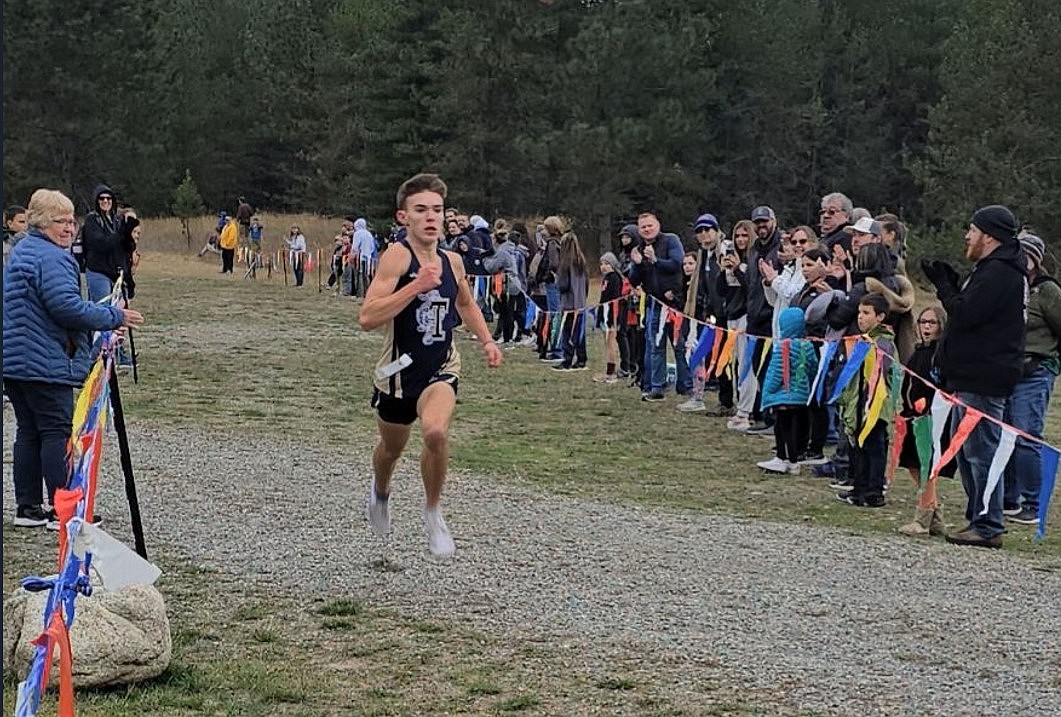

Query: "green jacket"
left=1025, top=275, right=1061, bottom=375
left=838, top=324, right=896, bottom=439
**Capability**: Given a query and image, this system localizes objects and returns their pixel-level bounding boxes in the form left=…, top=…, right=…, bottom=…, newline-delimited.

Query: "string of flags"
left=15, top=277, right=161, bottom=717
left=469, top=272, right=1057, bottom=540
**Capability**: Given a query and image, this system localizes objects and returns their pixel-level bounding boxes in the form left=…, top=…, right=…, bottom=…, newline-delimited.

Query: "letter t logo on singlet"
left=415, top=289, right=449, bottom=345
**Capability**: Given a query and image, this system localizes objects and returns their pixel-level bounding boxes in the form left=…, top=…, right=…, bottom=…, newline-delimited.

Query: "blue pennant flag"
left=827, top=340, right=871, bottom=404
left=1036, top=445, right=1060, bottom=541
left=688, top=326, right=716, bottom=368
left=738, top=336, right=759, bottom=386
left=524, top=301, right=537, bottom=330
left=813, top=340, right=840, bottom=403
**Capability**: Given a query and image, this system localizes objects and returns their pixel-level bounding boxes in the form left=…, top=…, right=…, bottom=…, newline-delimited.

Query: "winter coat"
left=761, top=307, right=819, bottom=409
left=481, top=240, right=523, bottom=295
left=628, top=232, right=684, bottom=306
left=1023, top=275, right=1061, bottom=374
left=744, top=229, right=782, bottom=336
left=3, top=231, right=125, bottom=385
left=864, top=275, right=916, bottom=362
left=935, top=241, right=1027, bottom=396
left=219, top=219, right=239, bottom=250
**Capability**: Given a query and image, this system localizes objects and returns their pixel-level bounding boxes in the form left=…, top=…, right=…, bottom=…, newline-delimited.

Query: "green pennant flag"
left=912, top=415, right=934, bottom=493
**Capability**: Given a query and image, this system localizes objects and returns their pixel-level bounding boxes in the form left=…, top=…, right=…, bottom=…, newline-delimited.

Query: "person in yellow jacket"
left=218, top=212, right=238, bottom=274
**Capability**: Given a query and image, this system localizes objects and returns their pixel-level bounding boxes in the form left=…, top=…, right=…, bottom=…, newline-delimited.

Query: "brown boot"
left=898, top=508, right=933, bottom=537
left=929, top=505, right=946, bottom=536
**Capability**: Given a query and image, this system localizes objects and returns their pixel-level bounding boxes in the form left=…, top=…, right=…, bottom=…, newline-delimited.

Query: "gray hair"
left=821, top=192, right=853, bottom=215
left=851, top=207, right=871, bottom=222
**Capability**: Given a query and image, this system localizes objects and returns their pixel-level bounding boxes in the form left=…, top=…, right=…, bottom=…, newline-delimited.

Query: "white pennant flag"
left=930, top=392, right=951, bottom=477
left=981, top=428, right=1017, bottom=516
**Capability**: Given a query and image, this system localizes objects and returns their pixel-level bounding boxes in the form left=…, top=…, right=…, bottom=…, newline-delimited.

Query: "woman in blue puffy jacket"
left=3, top=189, right=144, bottom=528
left=756, top=307, right=819, bottom=475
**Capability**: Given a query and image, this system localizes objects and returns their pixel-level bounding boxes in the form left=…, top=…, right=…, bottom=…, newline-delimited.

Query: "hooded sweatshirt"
left=935, top=241, right=1027, bottom=396
left=82, top=184, right=125, bottom=279
left=353, top=219, right=376, bottom=258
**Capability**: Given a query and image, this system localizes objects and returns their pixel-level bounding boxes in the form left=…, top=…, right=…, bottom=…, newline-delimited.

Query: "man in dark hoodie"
left=745, top=206, right=783, bottom=431
left=629, top=211, right=690, bottom=400
left=922, top=204, right=1028, bottom=549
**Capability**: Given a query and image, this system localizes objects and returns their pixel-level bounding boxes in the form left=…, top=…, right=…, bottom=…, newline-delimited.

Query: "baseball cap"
left=693, top=213, right=719, bottom=231
left=850, top=216, right=881, bottom=236
left=750, top=206, right=775, bottom=222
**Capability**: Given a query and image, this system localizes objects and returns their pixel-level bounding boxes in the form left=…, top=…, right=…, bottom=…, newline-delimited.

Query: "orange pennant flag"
left=932, top=407, right=982, bottom=478
left=705, top=327, right=725, bottom=374
left=714, top=328, right=739, bottom=378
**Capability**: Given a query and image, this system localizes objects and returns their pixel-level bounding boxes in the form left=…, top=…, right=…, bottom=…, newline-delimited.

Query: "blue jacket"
left=3, top=230, right=125, bottom=386
left=628, top=232, right=684, bottom=306
left=761, top=307, right=819, bottom=409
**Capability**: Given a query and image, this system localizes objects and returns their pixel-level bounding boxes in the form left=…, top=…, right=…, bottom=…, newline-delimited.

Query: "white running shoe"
left=756, top=456, right=789, bottom=474
left=423, top=506, right=456, bottom=557
left=677, top=397, right=706, bottom=412
left=366, top=483, right=390, bottom=536
left=727, top=416, right=751, bottom=431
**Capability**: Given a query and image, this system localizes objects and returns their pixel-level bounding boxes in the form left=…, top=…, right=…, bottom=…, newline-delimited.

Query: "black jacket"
left=936, top=242, right=1027, bottom=396
left=744, top=229, right=782, bottom=335
left=82, top=184, right=124, bottom=279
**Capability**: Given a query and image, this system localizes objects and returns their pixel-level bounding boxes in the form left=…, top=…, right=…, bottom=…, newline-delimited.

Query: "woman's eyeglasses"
left=917, top=319, right=940, bottom=325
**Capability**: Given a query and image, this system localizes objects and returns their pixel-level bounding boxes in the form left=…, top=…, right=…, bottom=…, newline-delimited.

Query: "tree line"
left=4, top=0, right=1058, bottom=256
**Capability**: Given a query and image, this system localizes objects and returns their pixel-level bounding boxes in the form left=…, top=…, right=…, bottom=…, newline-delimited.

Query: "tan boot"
left=898, top=508, right=934, bottom=537
left=929, top=505, right=946, bottom=536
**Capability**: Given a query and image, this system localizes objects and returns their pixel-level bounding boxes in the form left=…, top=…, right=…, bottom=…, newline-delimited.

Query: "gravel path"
left=5, top=410, right=1060, bottom=716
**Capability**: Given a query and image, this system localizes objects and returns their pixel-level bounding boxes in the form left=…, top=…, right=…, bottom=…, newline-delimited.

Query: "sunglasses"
left=819, top=208, right=841, bottom=216
left=98, top=196, right=114, bottom=202
left=734, top=233, right=750, bottom=238
left=791, top=238, right=809, bottom=245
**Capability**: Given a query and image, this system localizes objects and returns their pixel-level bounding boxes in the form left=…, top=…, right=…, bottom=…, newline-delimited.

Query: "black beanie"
left=971, top=205, right=1018, bottom=243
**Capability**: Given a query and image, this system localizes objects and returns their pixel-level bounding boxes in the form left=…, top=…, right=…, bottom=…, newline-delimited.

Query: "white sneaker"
left=366, top=484, right=390, bottom=536
left=786, top=461, right=801, bottom=475
left=727, top=416, right=751, bottom=431
left=756, top=457, right=789, bottom=474
left=677, top=397, right=706, bottom=412
left=423, top=506, right=456, bottom=557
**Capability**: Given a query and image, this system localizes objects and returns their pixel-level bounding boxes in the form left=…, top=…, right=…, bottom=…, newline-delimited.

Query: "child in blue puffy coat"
left=757, top=307, right=819, bottom=474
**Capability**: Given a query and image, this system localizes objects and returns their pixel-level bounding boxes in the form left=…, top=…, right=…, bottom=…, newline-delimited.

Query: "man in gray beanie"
left=920, top=204, right=1027, bottom=548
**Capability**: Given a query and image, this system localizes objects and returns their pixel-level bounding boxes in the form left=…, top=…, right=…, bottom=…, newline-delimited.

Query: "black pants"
left=851, top=420, right=888, bottom=499
left=221, top=248, right=235, bottom=273
left=532, top=294, right=549, bottom=358
left=493, top=294, right=515, bottom=342
left=4, top=379, right=74, bottom=507
left=773, top=406, right=804, bottom=462
left=559, top=312, right=588, bottom=368
left=512, top=294, right=528, bottom=339
left=806, top=402, right=829, bottom=455
left=717, top=371, right=734, bottom=409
